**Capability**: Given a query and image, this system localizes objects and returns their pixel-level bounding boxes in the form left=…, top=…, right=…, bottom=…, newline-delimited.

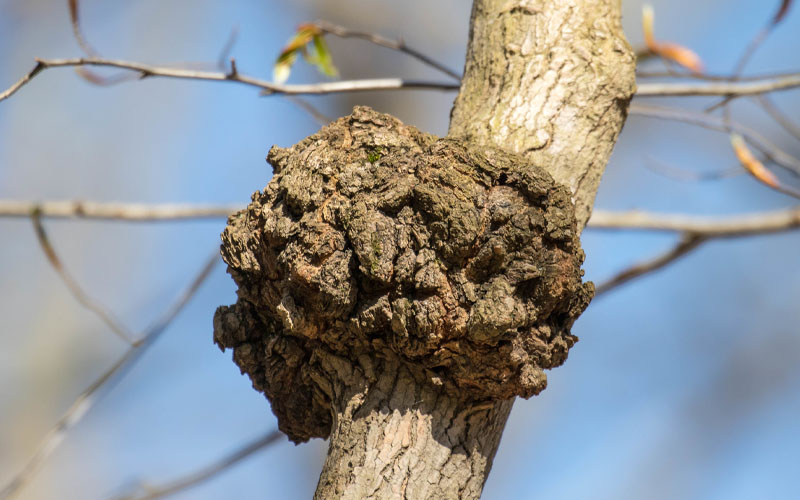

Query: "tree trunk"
left=314, top=1, right=635, bottom=496
left=313, top=354, right=513, bottom=499
left=450, top=0, right=636, bottom=230
left=215, top=1, right=635, bottom=499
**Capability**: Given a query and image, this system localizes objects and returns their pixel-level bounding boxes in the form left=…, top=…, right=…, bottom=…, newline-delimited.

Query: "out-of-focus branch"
left=629, top=103, right=800, bottom=177
left=588, top=206, right=800, bottom=295
left=755, top=94, right=800, bottom=140
left=594, top=234, right=707, bottom=296
left=635, top=72, right=800, bottom=97
left=7, top=201, right=800, bottom=238
left=0, top=253, right=219, bottom=500
left=31, top=213, right=135, bottom=344
left=110, top=430, right=283, bottom=500
left=587, top=207, right=800, bottom=236
left=0, top=57, right=459, bottom=103
left=0, top=200, right=239, bottom=221
left=312, top=20, right=461, bottom=80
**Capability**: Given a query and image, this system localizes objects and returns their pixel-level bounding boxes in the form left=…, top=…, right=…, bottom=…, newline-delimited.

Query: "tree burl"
left=213, top=106, right=592, bottom=443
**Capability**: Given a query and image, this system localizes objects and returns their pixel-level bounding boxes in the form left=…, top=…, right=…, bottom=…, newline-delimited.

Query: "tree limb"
left=0, top=200, right=239, bottom=221
left=312, top=20, right=461, bottom=80
left=587, top=207, right=800, bottom=237
left=110, top=430, right=283, bottom=500
left=594, top=234, right=707, bottom=296
left=636, top=73, right=800, bottom=97
left=0, top=253, right=219, bottom=500
left=0, top=57, right=458, bottom=103
left=31, top=213, right=136, bottom=344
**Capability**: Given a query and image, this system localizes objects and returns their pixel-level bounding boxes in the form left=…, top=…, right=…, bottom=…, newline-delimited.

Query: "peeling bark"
left=215, top=1, right=635, bottom=498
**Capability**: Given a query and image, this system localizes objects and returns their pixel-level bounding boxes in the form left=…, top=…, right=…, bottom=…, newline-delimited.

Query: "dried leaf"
left=730, top=133, right=780, bottom=189
left=641, top=4, right=704, bottom=74
left=655, top=43, right=704, bottom=74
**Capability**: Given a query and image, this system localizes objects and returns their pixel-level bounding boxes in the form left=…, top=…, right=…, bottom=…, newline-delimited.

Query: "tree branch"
left=0, top=57, right=458, bottom=103
left=5, top=57, right=800, bottom=106
left=636, top=73, right=800, bottom=97
left=588, top=206, right=800, bottom=295
left=0, top=253, right=219, bottom=500
left=110, top=430, right=283, bottom=500
left=6, top=201, right=800, bottom=240
left=587, top=207, right=800, bottom=237
left=594, top=234, right=707, bottom=296
left=0, top=200, right=239, bottom=221
left=31, top=213, right=136, bottom=344
left=312, top=20, right=461, bottom=80
left=629, top=103, right=800, bottom=177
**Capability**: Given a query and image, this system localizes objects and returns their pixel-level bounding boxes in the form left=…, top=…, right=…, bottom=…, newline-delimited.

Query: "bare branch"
left=285, top=96, right=334, bottom=126
left=110, top=430, right=283, bottom=500
left=6, top=54, right=800, bottom=105
left=312, top=20, right=461, bottom=80
left=0, top=57, right=458, bottom=104
left=0, top=200, right=238, bottom=221
left=31, top=212, right=136, bottom=344
left=635, top=73, right=800, bottom=97
left=216, top=27, right=239, bottom=72
left=629, top=103, right=800, bottom=177
left=643, top=156, right=742, bottom=182
left=594, top=234, right=707, bottom=296
left=587, top=207, right=800, bottom=237
left=755, top=94, right=800, bottom=140
left=0, top=253, right=219, bottom=500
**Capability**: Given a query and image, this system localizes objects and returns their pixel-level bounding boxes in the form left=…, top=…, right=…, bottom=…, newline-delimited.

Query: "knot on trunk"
left=213, top=106, right=592, bottom=443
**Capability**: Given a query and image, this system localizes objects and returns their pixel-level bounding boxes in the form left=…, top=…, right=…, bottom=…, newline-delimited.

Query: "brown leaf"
left=730, top=134, right=780, bottom=189
left=642, top=5, right=704, bottom=74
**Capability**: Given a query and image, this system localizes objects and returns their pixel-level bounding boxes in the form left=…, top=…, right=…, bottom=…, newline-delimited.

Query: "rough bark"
left=214, top=1, right=635, bottom=498
left=449, top=0, right=636, bottom=229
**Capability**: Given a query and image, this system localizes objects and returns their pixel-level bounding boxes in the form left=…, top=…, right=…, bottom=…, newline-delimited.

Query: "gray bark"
left=214, top=1, right=635, bottom=498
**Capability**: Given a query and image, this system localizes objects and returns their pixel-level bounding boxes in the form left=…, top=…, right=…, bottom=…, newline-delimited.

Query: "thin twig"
left=216, top=27, right=239, bottom=73
left=594, top=234, right=707, bottom=296
left=0, top=57, right=459, bottom=103
left=635, top=73, right=800, bottom=97
left=6, top=201, right=800, bottom=238
left=31, top=212, right=136, bottom=344
left=629, top=103, right=800, bottom=177
left=643, top=156, right=742, bottom=182
left=110, top=430, right=283, bottom=500
left=587, top=207, right=800, bottom=236
left=755, top=94, right=800, bottom=140
left=7, top=55, right=800, bottom=104
left=68, top=0, right=99, bottom=57
left=0, top=253, right=219, bottom=500
left=286, top=95, right=334, bottom=125
left=312, top=20, right=461, bottom=80
left=0, top=200, right=239, bottom=221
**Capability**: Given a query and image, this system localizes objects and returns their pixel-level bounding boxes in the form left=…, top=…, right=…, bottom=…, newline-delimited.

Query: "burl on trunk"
left=214, top=106, right=592, bottom=498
